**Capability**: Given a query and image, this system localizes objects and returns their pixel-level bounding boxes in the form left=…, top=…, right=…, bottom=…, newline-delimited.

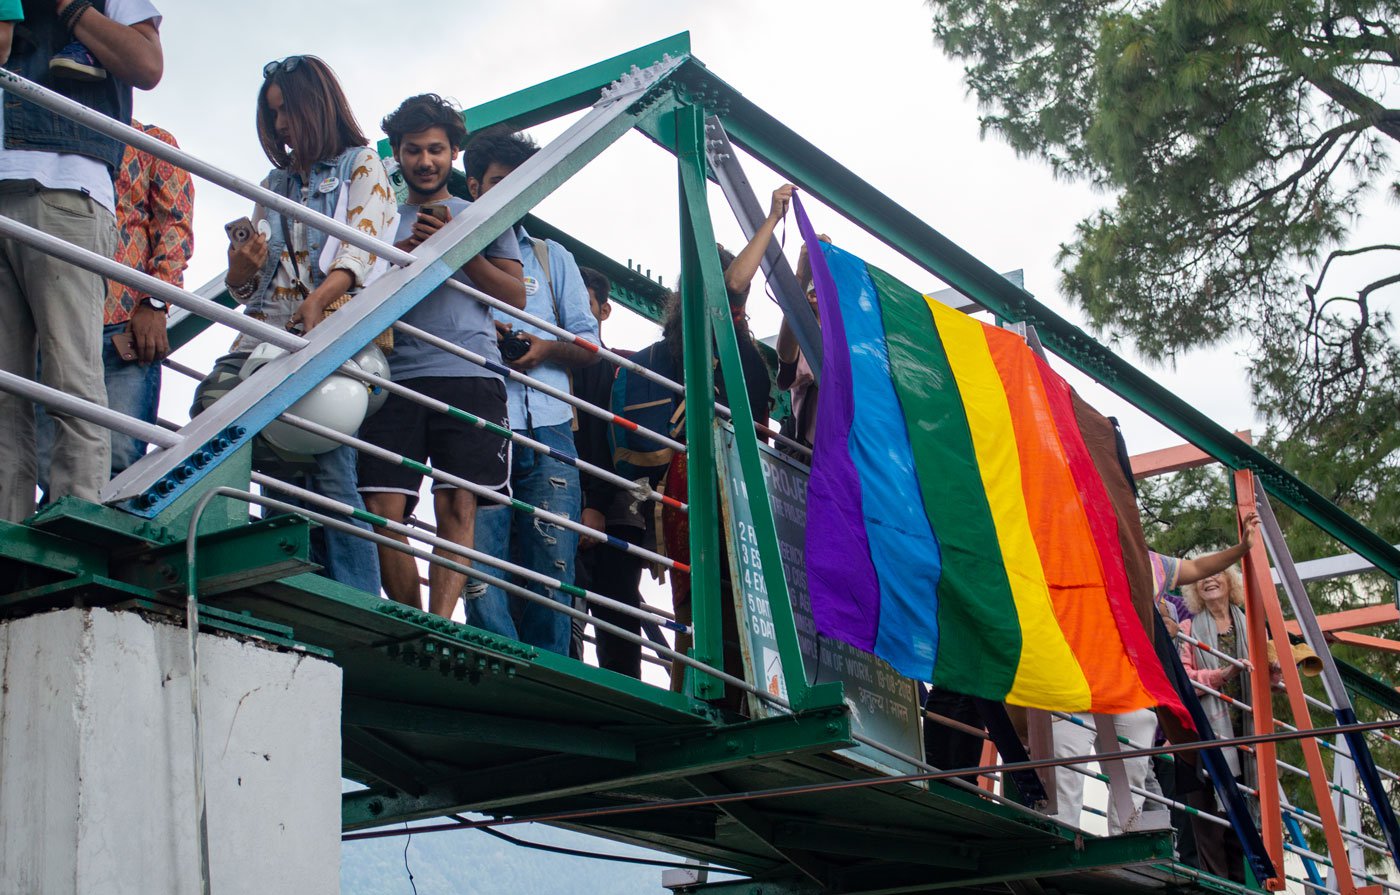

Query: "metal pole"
left=676, top=104, right=725, bottom=702
left=704, top=115, right=822, bottom=380
left=247, top=472, right=687, bottom=635
left=1254, top=478, right=1400, bottom=868
left=1237, top=469, right=1363, bottom=894
left=681, top=108, right=813, bottom=709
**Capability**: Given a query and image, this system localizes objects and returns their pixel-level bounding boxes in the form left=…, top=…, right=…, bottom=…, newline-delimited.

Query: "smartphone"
left=420, top=204, right=449, bottom=223
left=225, top=216, right=256, bottom=247
left=110, top=332, right=137, bottom=362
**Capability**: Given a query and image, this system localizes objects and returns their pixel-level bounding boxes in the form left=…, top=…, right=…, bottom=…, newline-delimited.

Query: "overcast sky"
left=133, top=0, right=1400, bottom=456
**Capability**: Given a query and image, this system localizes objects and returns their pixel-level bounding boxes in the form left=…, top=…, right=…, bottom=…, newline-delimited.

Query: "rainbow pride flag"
left=797, top=199, right=1186, bottom=718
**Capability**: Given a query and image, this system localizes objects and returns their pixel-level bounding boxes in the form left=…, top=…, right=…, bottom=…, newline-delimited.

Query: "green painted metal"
left=168, top=288, right=235, bottom=351
left=678, top=833, right=1173, bottom=895
left=688, top=773, right=833, bottom=887
left=518, top=213, right=670, bottom=323
left=677, top=103, right=726, bottom=702
left=0, top=518, right=106, bottom=578
left=704, top=68, right=1400, bottom=581
left=149, top=442, right=255, bottom=536
left=677, top=123, right=813, bottom=711
left=118, top=596, right=332, bottom=657
left=829, top=832, right=1174, bottom=893
left=344, top=726, right=431, bottom=797
left=767, top=816, right=978, bottom=869
left=29, top=494, right=178, bottom=546
left=114, top=513, right=313, bottom=597
left=0, top=572, right=151, bottom=612
left=341, top=705, right=852, bottom=830
left=1337, top=656, right=1400, bottom=716
left=461, top=32, right=692, bottom=133
left=343, top=695, right=637, bottom=762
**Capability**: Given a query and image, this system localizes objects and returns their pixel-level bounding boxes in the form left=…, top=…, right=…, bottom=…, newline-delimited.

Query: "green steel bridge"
left=0, top=32, right=1398, bottom=895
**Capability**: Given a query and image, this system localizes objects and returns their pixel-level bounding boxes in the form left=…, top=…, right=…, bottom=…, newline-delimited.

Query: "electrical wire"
left=465, top=820, right=735, bottom=871
left=403, top=824, right=418, bottom=895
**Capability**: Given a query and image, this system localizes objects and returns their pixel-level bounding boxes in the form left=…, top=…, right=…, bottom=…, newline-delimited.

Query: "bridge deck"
left=0, top=498, right=1255, bottom=895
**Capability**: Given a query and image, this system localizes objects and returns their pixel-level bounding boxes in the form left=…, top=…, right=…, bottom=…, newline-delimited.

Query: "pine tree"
left=926, top=0, right=1400, bottom=859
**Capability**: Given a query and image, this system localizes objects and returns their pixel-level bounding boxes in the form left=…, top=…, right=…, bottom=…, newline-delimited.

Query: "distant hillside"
left=341, top=822, right=711, bottom=894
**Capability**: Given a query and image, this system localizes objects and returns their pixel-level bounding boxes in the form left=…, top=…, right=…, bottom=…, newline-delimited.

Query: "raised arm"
left=62, top=2, right=162, bottom=89
left=723, top=184, right=794, bottom=299
left=1177, top=512, right=1260, bottom=585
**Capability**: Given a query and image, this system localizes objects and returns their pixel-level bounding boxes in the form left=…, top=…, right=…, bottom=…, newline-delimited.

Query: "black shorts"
left=357, top=375, right=511, bottom=515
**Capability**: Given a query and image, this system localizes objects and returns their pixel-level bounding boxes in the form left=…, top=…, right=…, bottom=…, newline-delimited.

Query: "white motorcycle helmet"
left=241, top=343, right=369, bottom=455
left=351, top=343, right=391, bottom=417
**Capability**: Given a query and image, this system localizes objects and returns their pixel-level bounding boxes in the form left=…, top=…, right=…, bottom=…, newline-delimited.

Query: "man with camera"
left=356, top=94, right=525, bottom=619
left=463, top=126, right=600, bottom=655
left=0, top=0, right=164, bottom=522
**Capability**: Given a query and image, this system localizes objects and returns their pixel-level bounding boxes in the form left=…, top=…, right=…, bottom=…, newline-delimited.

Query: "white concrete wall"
left=0, top=607, right=341, bottom=894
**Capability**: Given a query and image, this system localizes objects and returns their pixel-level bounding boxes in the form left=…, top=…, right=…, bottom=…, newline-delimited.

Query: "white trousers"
left=1051, top=708, right=1159, bottom=833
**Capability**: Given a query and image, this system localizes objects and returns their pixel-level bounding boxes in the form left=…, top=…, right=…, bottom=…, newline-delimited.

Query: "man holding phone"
left=35, top=119, right=191, bottom=494
left=356, top=93, right=526, bottom=619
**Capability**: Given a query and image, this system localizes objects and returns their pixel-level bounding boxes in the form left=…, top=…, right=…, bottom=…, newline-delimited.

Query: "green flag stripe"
left=866, top=264, right=1021, bottom=698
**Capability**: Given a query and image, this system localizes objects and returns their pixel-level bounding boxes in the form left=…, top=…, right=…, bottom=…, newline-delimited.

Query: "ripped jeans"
left=467, top=422, right=580, bottom=654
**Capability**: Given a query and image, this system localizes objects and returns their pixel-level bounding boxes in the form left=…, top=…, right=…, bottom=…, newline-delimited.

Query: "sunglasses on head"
left=263, top=56, right=305, bottom=79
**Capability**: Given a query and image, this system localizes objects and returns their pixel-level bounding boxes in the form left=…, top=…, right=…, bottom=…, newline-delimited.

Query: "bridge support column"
left=0, top=607, right=341, bottom=893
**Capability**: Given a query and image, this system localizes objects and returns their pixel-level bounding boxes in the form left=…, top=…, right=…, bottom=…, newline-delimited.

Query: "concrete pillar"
left=0, top=607, right=341, bottom=894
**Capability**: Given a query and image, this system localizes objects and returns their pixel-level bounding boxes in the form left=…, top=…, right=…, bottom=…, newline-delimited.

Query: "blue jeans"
left=467, top=422, right=580, bottom=653
left=275, top=442, right=381, bottom=595
left=36, top=321, right=161, bottom=495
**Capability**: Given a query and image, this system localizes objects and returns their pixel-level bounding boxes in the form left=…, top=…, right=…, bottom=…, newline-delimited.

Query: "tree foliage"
left=928, top=0, right=1400, bottom=434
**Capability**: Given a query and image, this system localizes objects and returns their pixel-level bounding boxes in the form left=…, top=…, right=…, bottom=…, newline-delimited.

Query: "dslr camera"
left=499, top=330, right=531, bottom=362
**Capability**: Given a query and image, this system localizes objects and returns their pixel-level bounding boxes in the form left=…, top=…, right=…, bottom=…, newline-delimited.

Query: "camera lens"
left=499, top=334, right=529, bottom=362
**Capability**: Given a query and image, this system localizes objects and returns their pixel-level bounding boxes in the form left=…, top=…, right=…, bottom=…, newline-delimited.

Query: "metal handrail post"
left=1237, top=469, right=1362, bottom=894
left=676, top=103, right=724, bottom=702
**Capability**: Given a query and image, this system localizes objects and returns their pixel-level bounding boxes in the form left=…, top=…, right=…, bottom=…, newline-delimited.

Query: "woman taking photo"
left=217, top=55, right=396, bottom=594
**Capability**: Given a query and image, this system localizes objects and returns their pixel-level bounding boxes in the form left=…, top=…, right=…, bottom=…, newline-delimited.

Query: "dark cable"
left=465, top=820, right=730, bottom=871
left=403, top=824, right=417, bottom=895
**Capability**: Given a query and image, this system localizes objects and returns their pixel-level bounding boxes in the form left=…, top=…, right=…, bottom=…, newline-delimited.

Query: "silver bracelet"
left=226, top=275, right=258, bottom=300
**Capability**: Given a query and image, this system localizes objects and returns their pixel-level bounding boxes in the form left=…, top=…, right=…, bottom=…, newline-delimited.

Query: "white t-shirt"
left=0, top=0, right=162, bottom=213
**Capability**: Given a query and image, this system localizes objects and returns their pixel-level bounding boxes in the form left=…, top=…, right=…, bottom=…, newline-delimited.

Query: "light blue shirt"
left=496, top=226, right=599, bottom=431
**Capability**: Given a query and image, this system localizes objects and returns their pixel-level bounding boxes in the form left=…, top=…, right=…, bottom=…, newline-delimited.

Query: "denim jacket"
left=244, top=146, right=371, bottom=318
left=3, top=1, right=132, bottom=171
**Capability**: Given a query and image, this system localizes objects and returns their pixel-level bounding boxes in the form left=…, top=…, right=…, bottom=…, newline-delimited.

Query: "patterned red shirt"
left=104, top=121, right=194, bottom=326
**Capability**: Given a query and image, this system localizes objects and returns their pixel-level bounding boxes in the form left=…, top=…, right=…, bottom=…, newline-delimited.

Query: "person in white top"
left=0, top=0, right=163, bottom=522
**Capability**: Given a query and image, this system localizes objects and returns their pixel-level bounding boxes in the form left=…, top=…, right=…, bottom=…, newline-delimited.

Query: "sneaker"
left=49, top=41, right=106, bottom=82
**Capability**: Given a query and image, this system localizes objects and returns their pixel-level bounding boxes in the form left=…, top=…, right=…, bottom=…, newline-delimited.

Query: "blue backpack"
left=609, top=340, right=685, bottom=486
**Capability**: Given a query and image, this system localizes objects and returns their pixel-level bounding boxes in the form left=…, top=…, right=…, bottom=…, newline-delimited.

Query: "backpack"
left=609, top=340, right=685, bottom=486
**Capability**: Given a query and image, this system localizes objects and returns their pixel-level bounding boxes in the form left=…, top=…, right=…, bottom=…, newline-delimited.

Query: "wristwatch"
left=140, top=297, right=169, bottom=312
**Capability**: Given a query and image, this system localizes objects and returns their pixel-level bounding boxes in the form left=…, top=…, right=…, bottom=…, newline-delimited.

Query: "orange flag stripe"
left=984, top=327, right=1155, bottom=712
